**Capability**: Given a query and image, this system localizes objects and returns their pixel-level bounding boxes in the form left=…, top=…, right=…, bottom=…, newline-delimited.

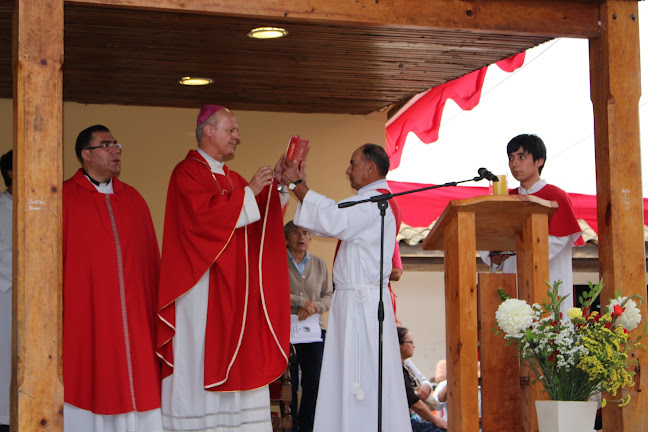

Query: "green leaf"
left=497, top=288, right=511, bottom=302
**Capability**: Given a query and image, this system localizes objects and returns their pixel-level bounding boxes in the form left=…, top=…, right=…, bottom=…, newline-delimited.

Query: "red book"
left=285, top=136, right=310, bottom=166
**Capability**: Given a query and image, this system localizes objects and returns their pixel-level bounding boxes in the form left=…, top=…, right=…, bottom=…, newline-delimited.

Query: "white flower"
left=609, top=297, right=642, bottom=331
left=496, top=298, right=534, bottom=336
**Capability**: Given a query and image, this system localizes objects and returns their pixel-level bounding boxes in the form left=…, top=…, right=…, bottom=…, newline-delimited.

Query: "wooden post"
left=515, top=213, right=550, bottom=432
left=589, top=1, right=647, bottom=431
left=12, top=0, right=64, bottom=430
left=443, top=211, right=480, bottom=432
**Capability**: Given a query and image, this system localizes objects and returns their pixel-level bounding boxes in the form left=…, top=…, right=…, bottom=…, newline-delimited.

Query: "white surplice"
left=294, top=179, right=412, bottom=432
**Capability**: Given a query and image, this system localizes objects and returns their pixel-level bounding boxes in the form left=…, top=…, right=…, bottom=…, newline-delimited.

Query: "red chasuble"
left=157, top=150, right=290, bottom=391
left=511, top=184, right=585, bottom=246
left=63, top=169, right=161, bottom=414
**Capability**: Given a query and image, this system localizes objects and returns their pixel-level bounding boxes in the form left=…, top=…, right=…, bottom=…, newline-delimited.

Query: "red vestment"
left=157, top=150, right=290, bottom=391
left=377, top=189, right=402, bottom=319
left=63, top=169, right=161, bottom=414
left=510, top=184, right=585, bottom=246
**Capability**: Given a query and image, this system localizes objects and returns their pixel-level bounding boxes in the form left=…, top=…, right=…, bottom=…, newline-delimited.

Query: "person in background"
left=0, top=150, right=12, bottom=432
left=280, top=143, right=411, bottom=432
left=63, top=126, right=162, bottom=431
left=398, top=326, right=447, bottom=432
left=482, top=134, right=583, bottom=316
left=402, top=357, right=434, bottom=408
left=285, top=221, right=333, bottom=432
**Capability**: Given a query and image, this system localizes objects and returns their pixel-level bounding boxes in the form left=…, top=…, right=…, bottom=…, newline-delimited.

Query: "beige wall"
left=0, top=100, right=10, bottom=156
left=392, top=271, right=447, bottom=380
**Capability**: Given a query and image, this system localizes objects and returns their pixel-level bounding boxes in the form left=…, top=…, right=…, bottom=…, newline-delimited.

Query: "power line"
left=553, top=98, right=648, bottom=162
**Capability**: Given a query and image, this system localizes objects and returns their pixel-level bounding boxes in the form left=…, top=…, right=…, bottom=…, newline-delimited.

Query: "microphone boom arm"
left=338, top=175, right=485, bottom=209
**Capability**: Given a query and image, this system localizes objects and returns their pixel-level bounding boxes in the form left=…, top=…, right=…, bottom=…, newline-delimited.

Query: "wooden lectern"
left=422, top=195, right=557, bottom=432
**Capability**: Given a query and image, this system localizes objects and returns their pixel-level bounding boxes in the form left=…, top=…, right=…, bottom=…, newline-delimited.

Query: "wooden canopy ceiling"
left=0, top=0, right=608, bottom=114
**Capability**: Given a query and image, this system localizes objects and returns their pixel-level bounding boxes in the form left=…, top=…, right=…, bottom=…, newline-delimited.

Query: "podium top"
left=422, top=195, right=558, bottom=251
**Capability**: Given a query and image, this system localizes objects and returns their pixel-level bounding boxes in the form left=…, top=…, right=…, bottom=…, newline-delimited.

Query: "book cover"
left=285, top=135, right=310, bottom=166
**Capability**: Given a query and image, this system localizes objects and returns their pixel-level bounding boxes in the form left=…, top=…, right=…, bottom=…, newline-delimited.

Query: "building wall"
left=391, top=271, right=446, bottom=380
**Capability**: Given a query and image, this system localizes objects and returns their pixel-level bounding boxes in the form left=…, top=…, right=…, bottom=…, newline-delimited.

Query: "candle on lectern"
left=492, top=174, right=508, bottom=195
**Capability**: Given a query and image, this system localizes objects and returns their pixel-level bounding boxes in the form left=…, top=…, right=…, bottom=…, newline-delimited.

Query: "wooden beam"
left=65, top=0, right=602, bottom=38
left=589, top=1, right=647, bottom=430
left=12, top=0, right=64, bottom=430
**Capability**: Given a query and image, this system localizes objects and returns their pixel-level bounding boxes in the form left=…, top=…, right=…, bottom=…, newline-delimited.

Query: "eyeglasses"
left=85, top=142, right=122, bottom=151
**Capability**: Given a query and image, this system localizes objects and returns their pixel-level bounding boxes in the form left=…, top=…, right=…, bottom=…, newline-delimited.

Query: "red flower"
left=612, top=304, right=625, bottom=318
left=548, top=349, right=559, bottom=363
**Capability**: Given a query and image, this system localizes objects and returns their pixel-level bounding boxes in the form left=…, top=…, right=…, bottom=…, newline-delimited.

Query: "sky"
left=387, top=2, right=648, bottom=198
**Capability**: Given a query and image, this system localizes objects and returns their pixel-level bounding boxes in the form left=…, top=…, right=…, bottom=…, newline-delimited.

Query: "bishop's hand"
left=248, top=166, right=275, bottom=196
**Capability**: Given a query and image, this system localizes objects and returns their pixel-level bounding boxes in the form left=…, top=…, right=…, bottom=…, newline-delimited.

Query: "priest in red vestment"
left=157, top=106, right=290, bottom=432
left=63, top=125, right=163, bottom=431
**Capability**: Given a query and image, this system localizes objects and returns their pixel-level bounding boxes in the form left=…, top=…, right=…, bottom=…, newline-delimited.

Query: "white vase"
left=535, top=400, right=598, bottom=432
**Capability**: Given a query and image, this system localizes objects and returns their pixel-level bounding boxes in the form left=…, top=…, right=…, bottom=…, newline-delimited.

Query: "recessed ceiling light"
left=247, top=27, right=288, bottom=40
left=179, top=76, right=213, bottom=86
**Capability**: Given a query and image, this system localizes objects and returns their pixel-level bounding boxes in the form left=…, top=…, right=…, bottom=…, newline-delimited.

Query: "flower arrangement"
left=495, top=280, right=646, bottom=406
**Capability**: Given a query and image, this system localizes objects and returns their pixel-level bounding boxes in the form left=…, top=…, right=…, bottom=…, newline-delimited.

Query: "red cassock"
left=510, top=184, right=585, bottom=246
left=157, top=150, right=290, bottom=391
left=62, top=169, right=161, bottom=414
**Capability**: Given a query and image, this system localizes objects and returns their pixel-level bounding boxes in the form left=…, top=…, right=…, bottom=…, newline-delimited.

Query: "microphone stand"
left=338, top=173, right=492, bottom=432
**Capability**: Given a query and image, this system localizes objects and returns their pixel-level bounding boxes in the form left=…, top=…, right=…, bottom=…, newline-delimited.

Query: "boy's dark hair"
left=506, top=134, right=547, bottom=174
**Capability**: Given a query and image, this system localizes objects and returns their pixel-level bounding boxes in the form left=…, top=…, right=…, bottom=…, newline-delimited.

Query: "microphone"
left=478, top=167, right=499, bottom=182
